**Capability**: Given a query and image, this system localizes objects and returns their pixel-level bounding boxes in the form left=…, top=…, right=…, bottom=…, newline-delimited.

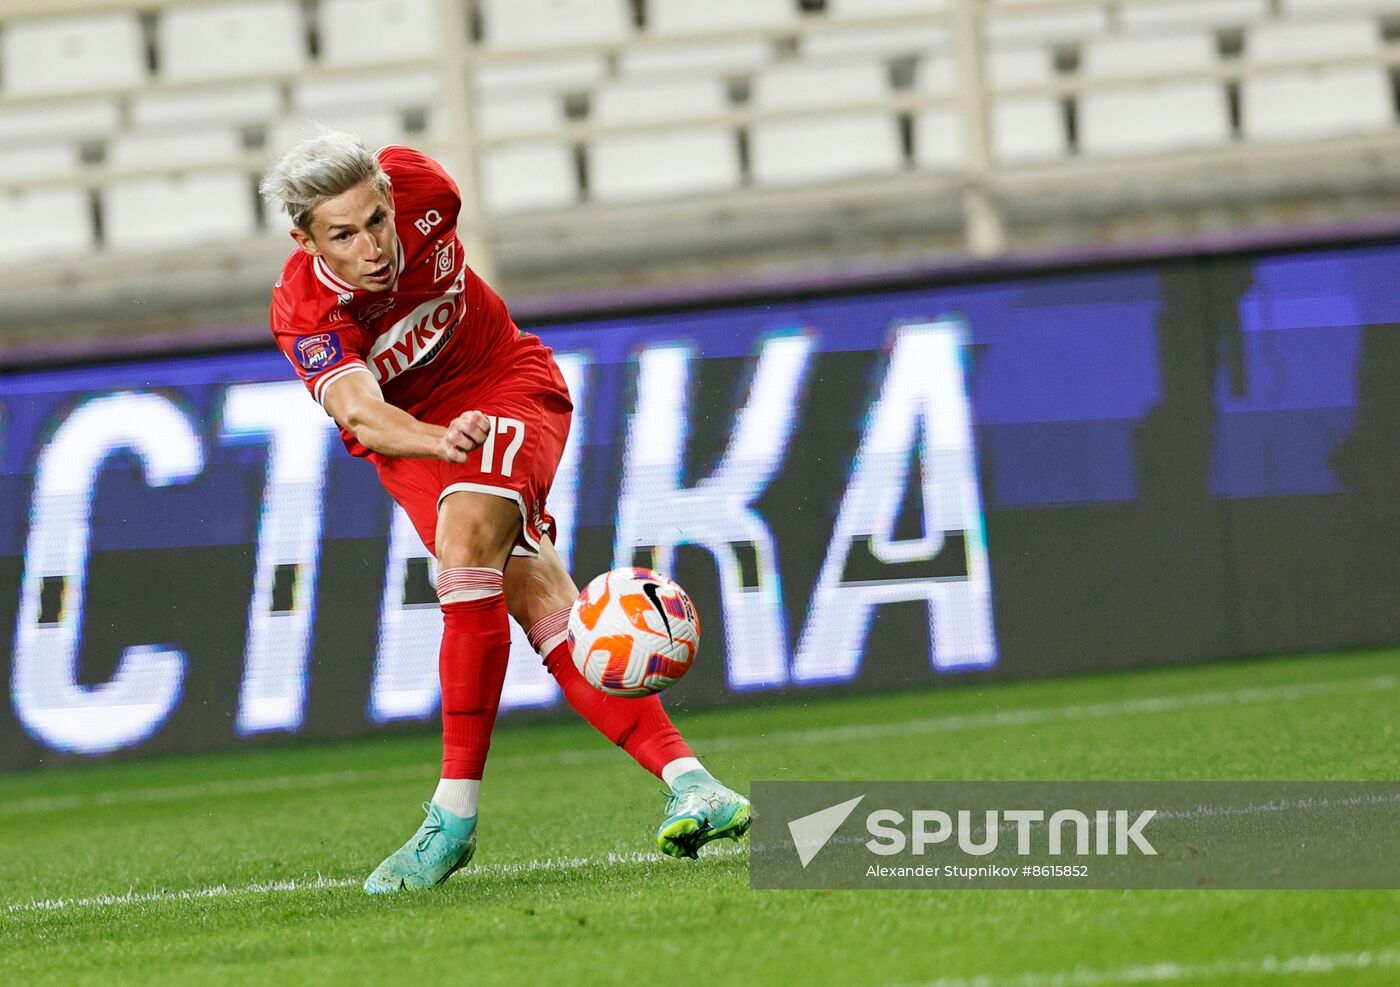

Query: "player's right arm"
left=321, top=371, right=489, bottom=462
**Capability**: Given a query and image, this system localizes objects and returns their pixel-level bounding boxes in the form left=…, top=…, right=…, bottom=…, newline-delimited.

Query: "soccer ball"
left=568, top=568, right=700, bottom=696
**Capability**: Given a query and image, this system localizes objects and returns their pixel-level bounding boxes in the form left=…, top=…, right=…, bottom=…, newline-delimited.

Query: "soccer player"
left=259, top=133, right=749, bottom=893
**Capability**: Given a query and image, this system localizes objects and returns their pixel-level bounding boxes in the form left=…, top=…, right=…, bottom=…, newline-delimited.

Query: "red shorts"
left=372, top=344, right=572, bottom=558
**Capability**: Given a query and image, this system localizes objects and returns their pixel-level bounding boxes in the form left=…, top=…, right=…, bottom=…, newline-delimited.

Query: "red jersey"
left=270, top=145, right=524, bottom=458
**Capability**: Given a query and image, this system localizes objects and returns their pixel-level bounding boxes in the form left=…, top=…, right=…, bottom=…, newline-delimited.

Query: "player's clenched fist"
left=441, top=411, right=490, bottom=462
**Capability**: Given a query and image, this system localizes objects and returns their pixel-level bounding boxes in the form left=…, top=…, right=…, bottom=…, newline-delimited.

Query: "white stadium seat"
left=915, top=52, right=955, bottom=92
left=987, top=47, right=1056, bottom=89
left=293, top=71, right=440, bottom=113
left=984, top=50, right=1067, bottom=164
left=1242, top=20, right=1392, bottom=141
left=1080, top=86, right=1231, bottom=156
left=0, top=144, right=83, bottom=183
left=1249, top=17, right=1380, bottom=61
left=105, top=174, right=257, bottom=250
left=420, top=108, right=451, bottom=139
left=0, top=189, right=93, bottom=262
left=750, top=116, right=902, bottom=185
left=588, top=79, right=739, bottom=202
left=984, top=5, right=1108, bottom=46
left=648, top=0, right=796, bottom=37
left=475, top=93, right=565, bottom=139
left=991, top=98, right=1067, bottom=163
left=751, top=60, right=890, bottom=111
left=474, top=55, right=608, bottom=94
left=0, top=99, right=120, bottom=144
left=1120, top=0, right=1267, bottom=31
left=159, top=1, right=307, bottom=82
left=2, top=14, right=145, bottom=97
left=827, top=0, right=948, bottom=16
left=1284, top=0, right=1400, bottom=12
left=590, top=130, right=739, bottom=201
left=619, top=40, right=772, bottom=79
left=131, top=85, right=282, bottom=129
left=319, top=0, right=441, bottom=66
left=592, top=77, right=728, bottom=124
left=750, top=62, right=902, bottom=185
left=108, top=129, right=246, bottom=169
left=1082, top=33, right=1219, bottom=79
left=914, top=115, right=962, bottom=171
left=481, top=143, right=577, bottom=213
left=481, top=0, right=631, bottom=50
left=268, top=113, right=410, bottom=154
left=1078, top=35, right=1229, bottom=155
left=1243, top=71, right=1393, bottom=140
left=803, top=23, right=948, bottom=60
left=913, top=56, right=963, bottom=170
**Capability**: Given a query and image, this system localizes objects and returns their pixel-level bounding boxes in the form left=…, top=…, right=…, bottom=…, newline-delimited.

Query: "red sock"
left=438, top=568, right=511, bottom=779
left=528, top=608, right=694, bottom=778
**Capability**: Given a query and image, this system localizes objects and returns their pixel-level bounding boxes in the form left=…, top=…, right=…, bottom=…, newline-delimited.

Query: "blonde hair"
left=258, top=130, right=391, bottom=233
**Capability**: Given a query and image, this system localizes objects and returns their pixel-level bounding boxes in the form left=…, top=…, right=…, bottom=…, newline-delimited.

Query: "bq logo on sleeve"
left=296, top=333, right=343, bottom=371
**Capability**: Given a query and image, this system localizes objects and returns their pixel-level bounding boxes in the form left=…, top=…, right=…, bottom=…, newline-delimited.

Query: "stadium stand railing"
left=1, top=0, right=1399, bottom=331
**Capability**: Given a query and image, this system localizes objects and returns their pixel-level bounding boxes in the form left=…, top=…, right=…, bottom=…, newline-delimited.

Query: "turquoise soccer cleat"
left=363, top=802, right=478, bottom=894
left=657, top=773, right=752, bottom=860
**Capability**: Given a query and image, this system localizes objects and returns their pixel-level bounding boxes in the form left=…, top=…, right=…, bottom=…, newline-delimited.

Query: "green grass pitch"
left=2, top=649, right=1397, bottom=986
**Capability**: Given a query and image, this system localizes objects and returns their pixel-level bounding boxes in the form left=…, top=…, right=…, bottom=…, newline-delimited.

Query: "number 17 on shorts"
left=479, top=415, right=525, bottom=477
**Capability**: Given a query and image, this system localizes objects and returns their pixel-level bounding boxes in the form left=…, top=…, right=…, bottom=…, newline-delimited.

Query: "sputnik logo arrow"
left=787, top=795, right=866, bottom=868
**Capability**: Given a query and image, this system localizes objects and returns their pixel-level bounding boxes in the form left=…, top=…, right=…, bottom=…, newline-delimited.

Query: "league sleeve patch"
left=295, top=332, right=344, bottom=373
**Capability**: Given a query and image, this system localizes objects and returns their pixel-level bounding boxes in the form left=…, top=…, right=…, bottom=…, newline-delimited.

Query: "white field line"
left=4, top=844, right=746, bottom=916
left=745, top=674, right=1399, bottom=751
left=2, top=673, right=1393, bottom=818
left=900, top=948, right=1400, bottom=986
left=12, top=791, right=1391, bottom=916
